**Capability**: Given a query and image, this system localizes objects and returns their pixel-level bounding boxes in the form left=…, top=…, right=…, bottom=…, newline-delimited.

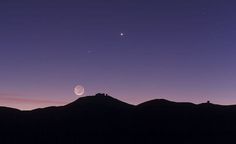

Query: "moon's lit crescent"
left=74, top=85, right=85, bottom=96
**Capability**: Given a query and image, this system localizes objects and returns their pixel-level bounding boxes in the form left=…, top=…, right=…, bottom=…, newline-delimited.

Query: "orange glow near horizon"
left=0, top=96, right=66, bottom=110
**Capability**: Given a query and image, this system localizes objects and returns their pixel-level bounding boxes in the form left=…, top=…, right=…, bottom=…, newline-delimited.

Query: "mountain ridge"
left=0, top=94, right=230, bottom=111
left=1, top=94, right=236, bottom=144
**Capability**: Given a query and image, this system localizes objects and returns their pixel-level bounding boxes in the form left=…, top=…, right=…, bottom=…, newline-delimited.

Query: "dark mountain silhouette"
left=1, top=93, right=236, bottom=144
left=65, top=93, right=134, bottom=110
left=0, top=106, right=20, bottom=113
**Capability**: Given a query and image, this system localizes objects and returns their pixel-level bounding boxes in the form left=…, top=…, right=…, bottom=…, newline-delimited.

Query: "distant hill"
left=65, top=93, right=134, bottom=110
left=1, top=93, right=236, bottom=144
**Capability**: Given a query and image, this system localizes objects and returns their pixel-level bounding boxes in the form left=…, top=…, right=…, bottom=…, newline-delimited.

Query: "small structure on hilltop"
left=95, top=93, right=109, bottom=97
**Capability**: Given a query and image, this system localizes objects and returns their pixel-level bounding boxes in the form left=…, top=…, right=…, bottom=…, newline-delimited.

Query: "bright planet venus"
left=74, top=85, right=85, bottom=96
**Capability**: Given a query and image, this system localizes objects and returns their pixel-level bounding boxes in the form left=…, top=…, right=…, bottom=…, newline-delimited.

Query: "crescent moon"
left=74, top=85, right=85, bottom=96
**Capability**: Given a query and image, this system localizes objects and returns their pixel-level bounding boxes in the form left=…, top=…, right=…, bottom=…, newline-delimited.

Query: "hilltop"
left=0, top=93, right=236, bottom=144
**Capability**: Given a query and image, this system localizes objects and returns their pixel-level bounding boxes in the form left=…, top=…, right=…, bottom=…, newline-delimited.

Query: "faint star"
left=120, top=33, right=124, bottom=36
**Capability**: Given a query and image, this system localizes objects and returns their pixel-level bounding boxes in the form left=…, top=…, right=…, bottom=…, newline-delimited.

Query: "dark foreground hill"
left=1, top=93, right=236, bottom=144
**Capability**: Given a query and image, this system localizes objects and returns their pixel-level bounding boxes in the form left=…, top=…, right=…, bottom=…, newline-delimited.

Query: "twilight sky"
left=0, top=0, right=236, bottom=110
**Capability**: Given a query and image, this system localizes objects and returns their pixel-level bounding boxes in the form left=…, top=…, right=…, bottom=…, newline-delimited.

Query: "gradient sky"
left=0, top=0, right=236, bottom=110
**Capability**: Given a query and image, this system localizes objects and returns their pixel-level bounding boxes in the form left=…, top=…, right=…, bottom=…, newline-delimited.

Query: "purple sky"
left=0, top=0, right=236, bottom=110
